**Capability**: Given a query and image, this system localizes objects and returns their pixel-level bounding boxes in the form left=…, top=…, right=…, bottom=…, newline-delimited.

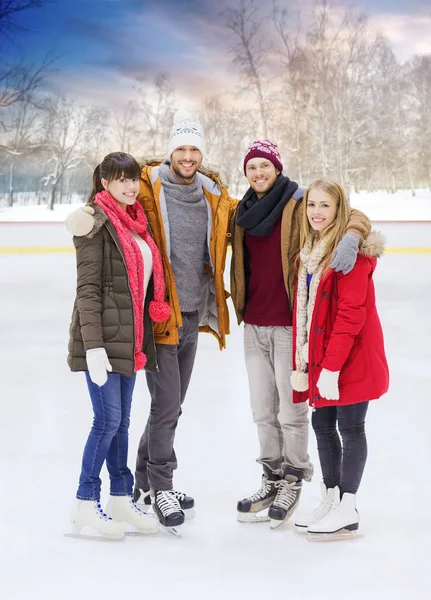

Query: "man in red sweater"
left=231, top=140, right=370, bottom=528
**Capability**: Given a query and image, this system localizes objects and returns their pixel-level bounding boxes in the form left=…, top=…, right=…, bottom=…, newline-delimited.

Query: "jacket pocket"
left=338, top=338, right=366, bottom=385
left=101, top=290, right=120, bottom=341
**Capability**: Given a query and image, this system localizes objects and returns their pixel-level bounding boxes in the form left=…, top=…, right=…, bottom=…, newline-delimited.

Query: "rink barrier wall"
left=0, top=220, right=430, bottom=254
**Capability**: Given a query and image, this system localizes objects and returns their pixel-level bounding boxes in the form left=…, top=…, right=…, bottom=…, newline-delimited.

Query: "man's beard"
left=170, top=161, right=199, bottom=184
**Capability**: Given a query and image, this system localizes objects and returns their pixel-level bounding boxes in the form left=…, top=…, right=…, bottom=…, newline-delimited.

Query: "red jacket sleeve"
left=321, top=257, right=372, bottom=372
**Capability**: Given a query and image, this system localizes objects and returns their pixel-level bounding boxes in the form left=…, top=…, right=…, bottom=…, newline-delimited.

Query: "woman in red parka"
left=290, top=178, right=389, bottom=540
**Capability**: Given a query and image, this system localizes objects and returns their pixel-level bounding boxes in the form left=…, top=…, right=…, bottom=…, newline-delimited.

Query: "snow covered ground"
left=1, top=190, right=430, bottom=252
left=1, top=251, right=430, bottom=600
left=1, top=189, right=431, bottom=222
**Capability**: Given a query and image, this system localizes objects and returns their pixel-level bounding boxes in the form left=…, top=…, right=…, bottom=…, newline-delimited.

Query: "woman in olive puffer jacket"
left=67, top=152, right=170, bottom=540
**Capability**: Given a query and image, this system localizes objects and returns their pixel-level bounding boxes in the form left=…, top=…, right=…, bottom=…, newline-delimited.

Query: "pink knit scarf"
left=94, top=190, right=170, bottom=371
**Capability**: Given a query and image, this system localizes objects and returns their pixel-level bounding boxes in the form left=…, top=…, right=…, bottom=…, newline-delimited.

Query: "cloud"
left=368, top=12, right=431, bottom=60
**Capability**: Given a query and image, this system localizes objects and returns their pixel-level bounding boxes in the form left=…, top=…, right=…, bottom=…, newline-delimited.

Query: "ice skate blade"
left=162, top=525, right=182, bottom=538
left=184, top=507, right=195, bottom=521
left=64, top=532, right=125, bottom=542
left=237, top=511, right=270, bottom=524
left=270, top=518, right=289, bottom=530
left=294, top=525, right=308, bottom=534
left=124, top=529, right=159, bottom=537
left=307, top=529, right=362, bottom=542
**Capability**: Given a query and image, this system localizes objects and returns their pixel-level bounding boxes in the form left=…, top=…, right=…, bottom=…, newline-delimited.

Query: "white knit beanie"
left=167, top=119, right=206, bottom=157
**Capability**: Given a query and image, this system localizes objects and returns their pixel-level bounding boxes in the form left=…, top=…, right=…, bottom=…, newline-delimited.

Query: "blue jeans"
left=76, top=372, right=136, bottom=500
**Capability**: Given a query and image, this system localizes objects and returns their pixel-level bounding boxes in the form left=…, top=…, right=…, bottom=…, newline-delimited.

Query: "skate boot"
left=105, top=495, right=159, bottom=535
left=151, top=489, right=185, bottom=532
left=294, top=482, right=335, bottom=532
left=135, top=487, right=195, bottom=511
left=307, top=487, right=359, bottom=541
left=237, top=473, right=279, bottom=523
left=268, top=474, right=302, bottom=529
left=69, top=499, right=125, bottom=541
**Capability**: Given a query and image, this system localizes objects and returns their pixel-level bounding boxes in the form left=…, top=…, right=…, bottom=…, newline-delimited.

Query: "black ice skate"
left=151, top=489, right=185, bottom=532
left=237, top=473, right=279, bottom=523
left=268, top=474, right=302, bottom=529
left=135, top=487, right=194, bottom=511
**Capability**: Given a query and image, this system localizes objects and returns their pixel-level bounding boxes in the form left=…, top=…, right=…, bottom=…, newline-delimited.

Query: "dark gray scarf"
left=236, top=174, right=299, bottom=236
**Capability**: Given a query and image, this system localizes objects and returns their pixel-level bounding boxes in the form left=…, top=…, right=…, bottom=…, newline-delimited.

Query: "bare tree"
left=112, top=99, right=141, bottom=154
left=136, top=72, right=175, bottom=156
left=0, top=0, right=46, bottom=35
left=199, top=95, right=252, bottom=196
left=408, top=55, right=431, bottom=188
left=225, top=0, right=270, bottom=138
left=0, top=94, right=43, bottom=205
left=0, top=0, right=55, bottom=121
left=0, top=53, right=54, bottom=112
left=42, top=95, right=95, bottom=209
left=82, top=105, right=110, bottom=170
left=272, top=1, right=311, bottom=183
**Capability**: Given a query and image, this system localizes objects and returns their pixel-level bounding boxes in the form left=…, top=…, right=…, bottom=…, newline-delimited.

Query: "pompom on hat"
left=167, top=119, right=206, bottom=157
left=243, top=140, right=284, bottom=175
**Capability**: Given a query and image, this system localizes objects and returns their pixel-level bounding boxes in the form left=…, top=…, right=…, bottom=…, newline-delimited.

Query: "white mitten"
left=317, top=368, right=340, bottom=401
left=66, top=205, right=95, bottom=236
left=86, top=348, right=112, bottom=387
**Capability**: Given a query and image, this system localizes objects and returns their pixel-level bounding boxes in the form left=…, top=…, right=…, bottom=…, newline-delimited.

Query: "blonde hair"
left=300, top=178, right=350, bottom=268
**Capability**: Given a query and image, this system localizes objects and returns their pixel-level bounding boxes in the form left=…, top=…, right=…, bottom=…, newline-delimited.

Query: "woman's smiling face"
left=306, top=188, right=337, bottom=232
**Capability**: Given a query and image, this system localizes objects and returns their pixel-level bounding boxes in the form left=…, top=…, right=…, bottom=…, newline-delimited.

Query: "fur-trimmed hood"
left=360, top=230, right=385, bottom=258
left=65, top=203, right=109, bottom=239
left=86, top=204, right=108, bottom=238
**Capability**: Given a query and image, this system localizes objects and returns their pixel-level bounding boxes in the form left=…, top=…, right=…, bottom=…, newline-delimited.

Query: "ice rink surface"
left=1, top=250, right=430, bottom=600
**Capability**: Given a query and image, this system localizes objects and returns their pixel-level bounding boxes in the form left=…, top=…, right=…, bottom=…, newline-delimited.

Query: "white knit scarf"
left=291, top=235, right=328, bottom=392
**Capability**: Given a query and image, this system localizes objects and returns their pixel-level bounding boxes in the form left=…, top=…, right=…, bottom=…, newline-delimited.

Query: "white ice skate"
left=294, top=483, right=335, bottom=532
left=105, top=495, right=159, bottom=535
left=306, top=487, right=360, bottom=541
left=66, top=499, right=125, bottom=541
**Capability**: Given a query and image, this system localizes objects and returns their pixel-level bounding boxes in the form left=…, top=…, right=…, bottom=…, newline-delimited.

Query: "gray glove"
left=329, top=232, right=360, bottom=274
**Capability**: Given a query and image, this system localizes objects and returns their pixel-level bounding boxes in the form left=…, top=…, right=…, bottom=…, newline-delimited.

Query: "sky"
left=2, top=0, right=431, bottom=111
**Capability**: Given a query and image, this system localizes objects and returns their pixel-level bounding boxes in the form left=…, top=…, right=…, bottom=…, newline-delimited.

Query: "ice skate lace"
left=249, top=476, right=275, bottom=503
left=273, top=480, right=300, bottom=510
left=173, top=490, right=186, bottom=502
left=129, top=497, right=147, bottom=515
left=95, top=501, right=112, bottom=521
left=309, top=497, right=330, bottom=516
left=156, top=490, right=181, bottom=517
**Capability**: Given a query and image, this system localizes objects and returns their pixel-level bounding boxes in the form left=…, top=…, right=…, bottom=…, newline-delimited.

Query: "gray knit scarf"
left=159, top=161, right=204, bottom=205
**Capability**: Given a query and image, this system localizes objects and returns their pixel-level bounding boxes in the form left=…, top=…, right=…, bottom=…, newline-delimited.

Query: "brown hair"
left=300, top=178, right=350, bottom=268
left=88, top=152, right=141, bottom=203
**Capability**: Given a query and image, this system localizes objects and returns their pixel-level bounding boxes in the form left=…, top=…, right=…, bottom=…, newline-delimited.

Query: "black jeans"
left=311, top=401, right=369, bottom=495
left=135, top=312, right=199, bottom=491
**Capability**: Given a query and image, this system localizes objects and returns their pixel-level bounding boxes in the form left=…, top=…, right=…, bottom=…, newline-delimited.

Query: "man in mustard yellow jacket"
left=67, top=120, right=237, bottom=530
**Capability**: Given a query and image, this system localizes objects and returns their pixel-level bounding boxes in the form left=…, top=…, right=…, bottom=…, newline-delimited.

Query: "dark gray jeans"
left=311, top=401, right=369, bottom=495
left=135, top=311, right=199, bottom=491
